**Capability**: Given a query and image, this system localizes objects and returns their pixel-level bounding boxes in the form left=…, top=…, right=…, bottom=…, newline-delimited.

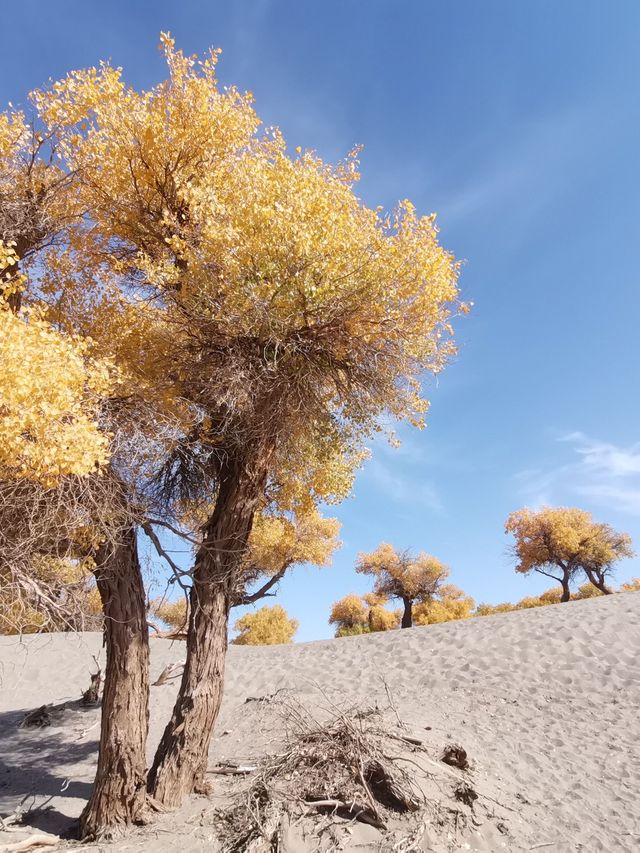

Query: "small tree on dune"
left=573, top=581, right=604, bottom=600
left=232, top=604, right=298, bottom=645
left=505, top=507, right=634, bottom=601
left=329, top=594, right=369, bottom=636
left=413, top=584, right=475, bottom=625
left=356, top=543, right=449, bottom=628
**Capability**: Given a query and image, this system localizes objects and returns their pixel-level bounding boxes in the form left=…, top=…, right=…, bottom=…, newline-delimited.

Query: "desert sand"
left=0, top=591, right=638, bottom=852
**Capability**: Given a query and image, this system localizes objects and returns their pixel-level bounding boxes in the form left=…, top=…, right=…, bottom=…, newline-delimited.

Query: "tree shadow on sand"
left=0, top=699, right=101, bottom=836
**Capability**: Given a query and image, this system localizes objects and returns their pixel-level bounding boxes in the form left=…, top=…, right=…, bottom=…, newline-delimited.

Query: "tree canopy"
left=232, top=604, right=299, bottom=645
left=505, top=507, right=634, bottom=600
left=356, top=543, right=449, bottom=627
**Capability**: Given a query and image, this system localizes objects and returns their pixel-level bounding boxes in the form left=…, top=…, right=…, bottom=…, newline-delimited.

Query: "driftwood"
left=304, top=798, right=387, bottom=830
left=0, top=835, right=59, bottom=852
left=208, top=764, right=257, bottom=776
left=152, top=660, right=185, bottom=686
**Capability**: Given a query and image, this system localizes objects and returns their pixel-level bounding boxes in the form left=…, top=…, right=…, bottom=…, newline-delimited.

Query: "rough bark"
left=79, top=528, right=150, bottom=840
left=401, top=596, right=413, bottom=628
left=148, top=447, right=271, bottom=807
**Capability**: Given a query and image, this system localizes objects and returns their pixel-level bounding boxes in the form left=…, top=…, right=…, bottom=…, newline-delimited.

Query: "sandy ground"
left=0, top=592, right=638, bottom=852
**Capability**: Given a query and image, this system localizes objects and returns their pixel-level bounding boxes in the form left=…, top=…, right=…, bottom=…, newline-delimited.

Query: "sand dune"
left=1, top=592, right=638, bottom=851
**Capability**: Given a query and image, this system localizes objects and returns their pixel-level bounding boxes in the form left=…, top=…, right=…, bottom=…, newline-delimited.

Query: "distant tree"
left=538, top=587, right=564, bottom=605
left=232, top=605, right=298, bottom=645
left=573, top=582, right=604, bottom=600
left=150, top=598, right=188, bottom=634
left=329, top=592, right=400, bottom=637
left=356, top=543, right=449, bottom=628
left=413, top=584, right=475, bottom=625
left=329, top=594, right=369, bottom=636
left=620, top=577, right=640, bottom=593
left=475, top=601, right=515, bottom=617
left=362, top=593, right=401, bottom=632
left=505, top=507, right=634, bottom=602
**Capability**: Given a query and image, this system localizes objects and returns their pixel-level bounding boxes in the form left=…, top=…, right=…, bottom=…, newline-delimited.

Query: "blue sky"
left=4, top=1, right=640, bottom=640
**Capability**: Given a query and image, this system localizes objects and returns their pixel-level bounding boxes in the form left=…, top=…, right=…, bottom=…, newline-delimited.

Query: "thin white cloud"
left=516, top=433, right=640, bottom=517
left=362, top=458, right=443, bottom=513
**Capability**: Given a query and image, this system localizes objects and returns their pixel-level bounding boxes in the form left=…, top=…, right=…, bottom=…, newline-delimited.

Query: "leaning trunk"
left=148, top=448, right=271, bottom=807
left=584, top=567, right=613, bottom=595
left=401, top=596, right=413, bottom=628
left=79, top=528, right=150, bottom=839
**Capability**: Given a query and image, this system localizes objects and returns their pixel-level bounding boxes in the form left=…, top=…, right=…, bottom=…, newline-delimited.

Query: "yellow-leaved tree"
left=0, top=105, right=118, bottom=641
left=505, top=507, right=634, bottom=602
left=33, top=33, right=464, bottom=821
left=413, top=584, right=475, bottom=626
left=356, top=543, right=450, bottom=628
left=232, top=604, right=298, bottom=645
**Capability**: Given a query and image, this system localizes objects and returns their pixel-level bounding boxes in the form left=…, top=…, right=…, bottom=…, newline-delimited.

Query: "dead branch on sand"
left=210, top=699, right=437, bottom=852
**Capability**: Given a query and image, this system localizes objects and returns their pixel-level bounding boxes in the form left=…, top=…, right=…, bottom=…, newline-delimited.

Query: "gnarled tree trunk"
left=148, top=448, right=271, bottom=807
left=79, top=527, right=150, bottom=839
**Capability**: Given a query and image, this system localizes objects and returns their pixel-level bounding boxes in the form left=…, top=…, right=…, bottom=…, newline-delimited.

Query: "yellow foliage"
left=151, top=598, right=188, bottom=632
left=368, top=604, right=401, bottom=631
left=232, top=604, right=298, bottom=645
left=620, top=577, right=640, bottom=593
left=505, top=507, right=634, bottom=578
left=356, top=543, right=449, bottom=603
left=574, top=582, right=604, bottom=600
left=32, top=35, right=463, bottom=519
left=329, top=594, right=368, bottom=631
left=329, top=592, right=400, bottom=636
left=246, top=509, right=341, bottom=577
left=0, top=302, right=112, bottom=483
left=413, top=585, right=475, bottom=625
left=475, top=602, right=516, bottom=617
left=538, top=587, right=564, bottom=604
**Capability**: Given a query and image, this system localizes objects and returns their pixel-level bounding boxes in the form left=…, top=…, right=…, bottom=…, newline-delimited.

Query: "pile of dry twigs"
left=212, top=699, right=448, bottom=852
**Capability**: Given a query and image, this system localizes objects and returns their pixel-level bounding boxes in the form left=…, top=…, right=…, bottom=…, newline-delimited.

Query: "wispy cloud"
left=516, top=433, right=640, bottom=516
left=361, top=458, right=443, bottom=513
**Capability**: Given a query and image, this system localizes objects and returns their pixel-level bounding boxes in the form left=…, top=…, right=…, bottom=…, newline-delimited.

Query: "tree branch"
left=142, top=522, right=192, bottom=591
left=236, top=565, right=289, bottom=606
left=146, top=518, right=199, bottom=546
left=534, top=567, right=563, bottom=582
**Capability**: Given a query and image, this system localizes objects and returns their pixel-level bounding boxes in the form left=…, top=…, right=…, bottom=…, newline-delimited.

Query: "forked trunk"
left=401, top=596, right=413, bottom=628
left=148, top=448, right=271, bottom=807
left=79, top=528, right=150, bottom=839
left=584, top=568, right=613, bottom=595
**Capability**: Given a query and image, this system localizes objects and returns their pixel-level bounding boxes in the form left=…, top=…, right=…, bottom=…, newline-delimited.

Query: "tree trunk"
left=148, top=447, right=271, bottom=808
left=401, top=597, right=413, bottom=628
left=560, top=575, right=571, bottom=602
left=584, top=568, right=613, bottom=595
left=79, top=528, right=150, bottom=840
